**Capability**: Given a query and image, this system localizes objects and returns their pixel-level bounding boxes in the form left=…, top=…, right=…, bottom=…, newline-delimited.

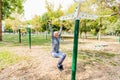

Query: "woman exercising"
left=48, top=21, right=66, bottom=71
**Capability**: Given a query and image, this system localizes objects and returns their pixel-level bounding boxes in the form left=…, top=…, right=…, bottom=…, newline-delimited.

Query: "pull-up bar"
left=60, top=0, right=96, bottom=80
left=71, top=0, right=84, bottom=80
left=59, top=12, right=98, bottom=20
left=59, top=0, right=119, bottom=79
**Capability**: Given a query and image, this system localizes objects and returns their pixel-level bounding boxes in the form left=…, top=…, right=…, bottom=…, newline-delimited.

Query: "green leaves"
left=2, top=0, right=25, bottom=19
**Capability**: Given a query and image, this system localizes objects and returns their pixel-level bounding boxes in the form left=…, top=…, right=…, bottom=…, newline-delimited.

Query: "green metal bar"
left=27, top=27, right=31, bottom=49
left=18, top=29, right=21, bottom=43
left=71, top=19, right=80, bottom=80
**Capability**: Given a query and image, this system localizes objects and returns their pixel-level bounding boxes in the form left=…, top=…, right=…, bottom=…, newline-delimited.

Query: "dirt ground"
left=0, top=39, right=120, bottom=80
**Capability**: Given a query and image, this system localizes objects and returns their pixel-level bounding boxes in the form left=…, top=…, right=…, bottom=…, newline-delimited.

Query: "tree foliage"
left=2, top=0, right=120, bottom=37
left=40, top=0, right=64, bottom=31
left=0, top=0, right=25, bottom=41
left=2, top=0, right=25, bottom=19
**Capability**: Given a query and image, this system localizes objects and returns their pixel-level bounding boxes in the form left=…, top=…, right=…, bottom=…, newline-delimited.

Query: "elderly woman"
left=48, top=21, right=66, bottom=71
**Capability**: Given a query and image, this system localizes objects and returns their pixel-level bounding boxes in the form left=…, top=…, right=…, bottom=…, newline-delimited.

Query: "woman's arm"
left=58, top=26, right=63, bottom=37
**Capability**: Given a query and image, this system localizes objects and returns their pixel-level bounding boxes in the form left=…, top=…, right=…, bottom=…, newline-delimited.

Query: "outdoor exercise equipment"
left=59, top=1, right=120, bottom=79
left=61, top=0, right=120, bottom=79
left=59, top=0, right=98, bottom=80
left=18, top=25, right=31, bottom=49
left=18, top=28, right=21, bottom=43
left=27, top=23, right=31, bottom=49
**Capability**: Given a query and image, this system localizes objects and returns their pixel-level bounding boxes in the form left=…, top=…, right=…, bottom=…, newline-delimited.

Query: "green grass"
left=0, top=33, right=51, bottom=47
left=109, top=62, right=117, bottom=66
left=0, top=51, right=29, bottom=70
left=79, top=50, right=117, bottom=66
left=0, top=33, right=51, bottom=70
left=67, top=50, right=117, bottom=66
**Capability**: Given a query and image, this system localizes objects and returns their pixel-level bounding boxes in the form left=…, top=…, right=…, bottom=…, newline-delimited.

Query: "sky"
left=23, top=0, right=74, bottom=20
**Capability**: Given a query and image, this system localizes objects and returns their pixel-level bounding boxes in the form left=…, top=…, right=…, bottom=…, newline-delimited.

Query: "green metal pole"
left=27, top=27, right=31, bottom=49
left=71, top=2, right=81, bottom=80
left=71, top=19, right=80, bottom=80
left=18, top=29, right=21, bottom=43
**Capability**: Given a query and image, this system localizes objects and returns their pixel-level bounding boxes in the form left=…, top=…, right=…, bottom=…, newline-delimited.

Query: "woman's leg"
left=52, top=52, right=66, bottom=65
left=58, top=52, right=66, bottom=65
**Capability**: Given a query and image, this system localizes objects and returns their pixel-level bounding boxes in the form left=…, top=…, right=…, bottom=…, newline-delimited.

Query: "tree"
left=66, top=3, right=77, bottom=14
left=40, top=0, right=64, bottom=32
left=0, top=0, right=2, bottom=41
left=80, top=20, right=91, bottom=38
left=4, top=18, right=22, bottom=33
left=0, top=0, right=25, bottom=41
left=41, top=13, right=49, bottom=32
left=2, top=0, right=25, bottom=19
left=81, top=0, right=120, bottom=40
left=30, top=15, right=42, bottom=33
left=113, top=20, right=120, bottom=36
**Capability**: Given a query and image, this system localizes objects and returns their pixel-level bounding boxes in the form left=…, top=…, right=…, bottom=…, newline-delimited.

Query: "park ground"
left=0, top=33, right=120, bottom=80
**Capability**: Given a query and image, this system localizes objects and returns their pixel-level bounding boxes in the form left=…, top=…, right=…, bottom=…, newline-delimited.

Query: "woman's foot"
left=57, top=64, right=64, bottom=71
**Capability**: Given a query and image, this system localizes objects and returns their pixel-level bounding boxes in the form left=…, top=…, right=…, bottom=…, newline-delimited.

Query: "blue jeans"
left=52, top=51, right=66, bottom=65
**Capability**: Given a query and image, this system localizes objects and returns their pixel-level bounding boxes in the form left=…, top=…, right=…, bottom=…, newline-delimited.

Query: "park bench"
left=61, top=35, right=74, bottom=39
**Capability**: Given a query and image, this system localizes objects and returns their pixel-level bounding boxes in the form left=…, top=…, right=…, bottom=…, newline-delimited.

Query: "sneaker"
left=57, top=64, right=64, bottom=71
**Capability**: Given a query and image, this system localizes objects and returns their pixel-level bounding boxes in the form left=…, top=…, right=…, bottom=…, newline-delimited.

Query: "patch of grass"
left=94, top=58, right=103, bottom=63
left=0, top=42, right=5, bottom=46
left=67, top=50, right=117, bottom=66
left=97, top=51, right=116, bottom=58
left=80, top=50, right=117, bottom=66
left=31, top=35, right=51, bottom=46
left=109, top=62, right=117, bottom=66
left=83, top=61, right=92, bottom=66
left=78, top=54, right=91, bottom=60
left=1, top=33, right=51, bottom=47
left=79, top=50, right=116, bottom=59
left=0, top=51, right=29, bottom=70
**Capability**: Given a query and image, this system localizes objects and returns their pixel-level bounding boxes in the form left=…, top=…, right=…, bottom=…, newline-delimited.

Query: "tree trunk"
left=0, top=0, right=2, bottom=41
left=96, top=31, right=99, bottom=40
left=98, top=17, right=102, bottom=41
left=79, top=32, right=82, bottom=38
left=85, top=32, right=87, bottom=39
left=98, top=30, right=101, bottom=41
